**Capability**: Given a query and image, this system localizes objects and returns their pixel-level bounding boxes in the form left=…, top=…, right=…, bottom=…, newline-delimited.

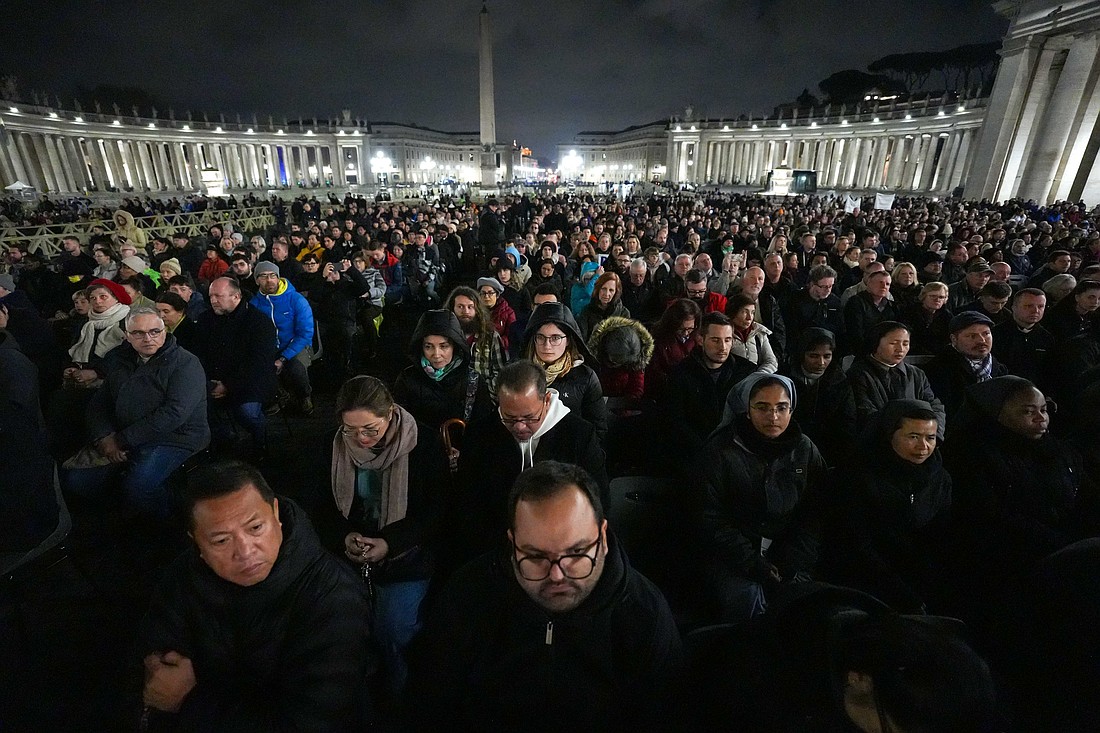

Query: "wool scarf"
left=331, top=404, right=418, bottom=526
left=542, top=353, right=574, bottom=385
left=69, top=303, right=129, bottom=363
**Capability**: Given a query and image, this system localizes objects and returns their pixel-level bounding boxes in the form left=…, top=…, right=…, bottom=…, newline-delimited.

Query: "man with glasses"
left=683, top=268, right=727, bottom=314
left=457, top=361, right=607, bottom=560
left=63, top=306, right=209, bottom=519
left=784, top=264, right=843, bottom=352
left=404, top=460, right=683, bottom=732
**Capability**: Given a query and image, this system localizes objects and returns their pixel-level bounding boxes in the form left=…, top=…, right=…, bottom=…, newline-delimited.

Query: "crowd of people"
left=3, top=187, right=1100, bottom=731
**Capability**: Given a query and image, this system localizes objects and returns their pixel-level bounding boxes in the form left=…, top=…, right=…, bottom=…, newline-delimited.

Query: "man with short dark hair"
left=167, top=275, right=208, bottom=321
left=404, top=460, right=683, bottom=732
left=659, top=311, right=756, bottom=467
left=138, top=460, right=372, bottom=729
left=784, top=264, right=843, bottom=351
left=684, top=268, right=728, bottom=314
left=457, top=361, right=607, bottom=558
left=959, top=280, right=1013, bottom=325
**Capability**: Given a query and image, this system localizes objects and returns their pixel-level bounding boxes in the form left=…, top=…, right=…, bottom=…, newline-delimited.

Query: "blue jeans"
left=63, top=444, right=196, bottom=518
left=210, top=401, right=267, bottom=449
left=373, top=578, right=430, bottom=694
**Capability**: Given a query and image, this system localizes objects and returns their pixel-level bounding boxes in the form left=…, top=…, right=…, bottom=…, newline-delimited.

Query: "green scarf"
left=422, top=356, right=463, bottom=382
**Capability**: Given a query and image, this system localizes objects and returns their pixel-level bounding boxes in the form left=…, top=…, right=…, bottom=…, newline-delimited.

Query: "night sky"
left=4, top=1, right=1008, bottom=163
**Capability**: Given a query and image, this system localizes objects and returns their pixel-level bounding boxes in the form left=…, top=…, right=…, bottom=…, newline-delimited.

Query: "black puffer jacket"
left=403, top=533, right=684, bottom=733
left=138, top=499, right=372, bottom=731
left=524, top=302, right=608, bottom=441
left=699, top=418, right=828, bottom=582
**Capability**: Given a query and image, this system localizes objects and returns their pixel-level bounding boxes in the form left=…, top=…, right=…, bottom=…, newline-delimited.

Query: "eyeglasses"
left=513, top=536, right=601, bottom=581
left=749, top=402, right=791, bottom=416
left=339, top=412, right=391, bottom=438
left=499, top=402, right=546, bottom=427
left=127, top=328, right=165, bottom=340
left=686, top=288, right=708, bottom=296
left=479, top=290, right=498, bottom=298
left=533, top=333, right=566, bottom=346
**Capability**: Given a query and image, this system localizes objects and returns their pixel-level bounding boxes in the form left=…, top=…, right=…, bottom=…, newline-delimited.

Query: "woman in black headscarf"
left=826, top=400, right=953, bottom=613
left=781, top=328, right=856, bottom=466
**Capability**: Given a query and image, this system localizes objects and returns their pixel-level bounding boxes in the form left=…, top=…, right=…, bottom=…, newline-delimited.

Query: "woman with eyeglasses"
left=331, top=374, right=446, bottom=697
left=521, top=302, right=608, bottom=443
left=699, top=373, right=827, bottom=621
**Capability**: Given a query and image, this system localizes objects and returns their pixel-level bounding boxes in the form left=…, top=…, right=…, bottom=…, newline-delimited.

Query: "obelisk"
left=478, top=3, right=498, bottom=190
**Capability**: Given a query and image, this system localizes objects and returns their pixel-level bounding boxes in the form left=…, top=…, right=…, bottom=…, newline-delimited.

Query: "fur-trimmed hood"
left=587, top=316, right=654, bottom=370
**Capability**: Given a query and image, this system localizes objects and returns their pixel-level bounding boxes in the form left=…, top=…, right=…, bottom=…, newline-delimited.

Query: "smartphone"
left=597, top=253, right=609, bottom=267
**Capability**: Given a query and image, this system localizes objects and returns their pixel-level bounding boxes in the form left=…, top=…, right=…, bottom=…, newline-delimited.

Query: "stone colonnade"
left=665, top=106, right=985, bottom=194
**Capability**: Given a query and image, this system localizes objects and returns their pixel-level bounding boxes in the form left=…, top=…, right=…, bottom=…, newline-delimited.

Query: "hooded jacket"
left=393, top=310, right=491, bottom=430
left=588, top=316, right=654, bottom=400
left=250, top=277, right=315, bottom=360
left=699, top=401, right=828, bottom=583
left=456, top=397, right=607, bottom=560
left=403, top=532, right=683, bottom=733
left=524, top=302, right=608, bottom=442
left=138, top=498, right=373, bottom=731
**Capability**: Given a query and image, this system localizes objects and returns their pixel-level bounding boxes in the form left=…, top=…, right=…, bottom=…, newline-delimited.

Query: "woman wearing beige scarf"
left=331, top=375, right=445, bottom=697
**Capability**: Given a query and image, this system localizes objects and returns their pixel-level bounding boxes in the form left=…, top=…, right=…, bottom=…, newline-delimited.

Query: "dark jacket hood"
left=524, top=301, right=595, bottom=363
left=408, top=309, right=471, bottom=361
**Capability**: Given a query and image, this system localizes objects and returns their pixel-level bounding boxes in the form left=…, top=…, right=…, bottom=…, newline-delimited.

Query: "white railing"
left=1, top=205, right=276, bottom=257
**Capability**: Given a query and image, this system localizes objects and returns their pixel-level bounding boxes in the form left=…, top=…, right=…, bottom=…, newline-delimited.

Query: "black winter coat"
left=193, top=302, right=278, bottom=406
left=783, top=364, right=857, bottom=466
left=946, top=424, right=1086, bottom=572
left=846, top=356, right=946, bottom=438
left=659, top=351, right=757, bottom=463
left=843, top=292, right=900, bottom=351
left=138, top=499, right=372, bottom=731
left=403, top=535, right=684, bottom=733
left=393, top=361, right=492, bottom=432
left=827, top=448, right=953, bottom=612
left=456, top=411, right=607, bottom=559
left=783, top=290, right=844, bottom=353
left=924, top=349, right=1009, bottom=419
left=699, top=420, right=828, bottom=582
left=548, top=363, right=608, bottom=443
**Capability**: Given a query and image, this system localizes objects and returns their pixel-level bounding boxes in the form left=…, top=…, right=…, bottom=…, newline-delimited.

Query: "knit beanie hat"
left=160, top=258, right=182, bottom=277
left=88, top=278, right=132, bottom=306
left=254, top=261, right=280, bottom=279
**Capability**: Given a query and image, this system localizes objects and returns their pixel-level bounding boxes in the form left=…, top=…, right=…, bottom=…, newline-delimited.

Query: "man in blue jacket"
left=250, top=261, right=315, bottom=415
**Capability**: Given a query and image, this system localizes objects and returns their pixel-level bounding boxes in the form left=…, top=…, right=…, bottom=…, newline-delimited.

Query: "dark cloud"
left=5, top=0, right=1007, bottom=162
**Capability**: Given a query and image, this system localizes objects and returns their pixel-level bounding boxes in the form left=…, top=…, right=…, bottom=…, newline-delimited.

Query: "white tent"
left=4, top=180, right=33, bottom=191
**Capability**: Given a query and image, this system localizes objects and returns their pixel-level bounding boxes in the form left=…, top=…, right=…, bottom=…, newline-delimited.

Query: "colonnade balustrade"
left=0, top=206, right=276, bottom=258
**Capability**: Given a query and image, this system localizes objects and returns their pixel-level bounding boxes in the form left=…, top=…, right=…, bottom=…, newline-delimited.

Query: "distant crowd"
left=3, top=188, right=1100, bottom=731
